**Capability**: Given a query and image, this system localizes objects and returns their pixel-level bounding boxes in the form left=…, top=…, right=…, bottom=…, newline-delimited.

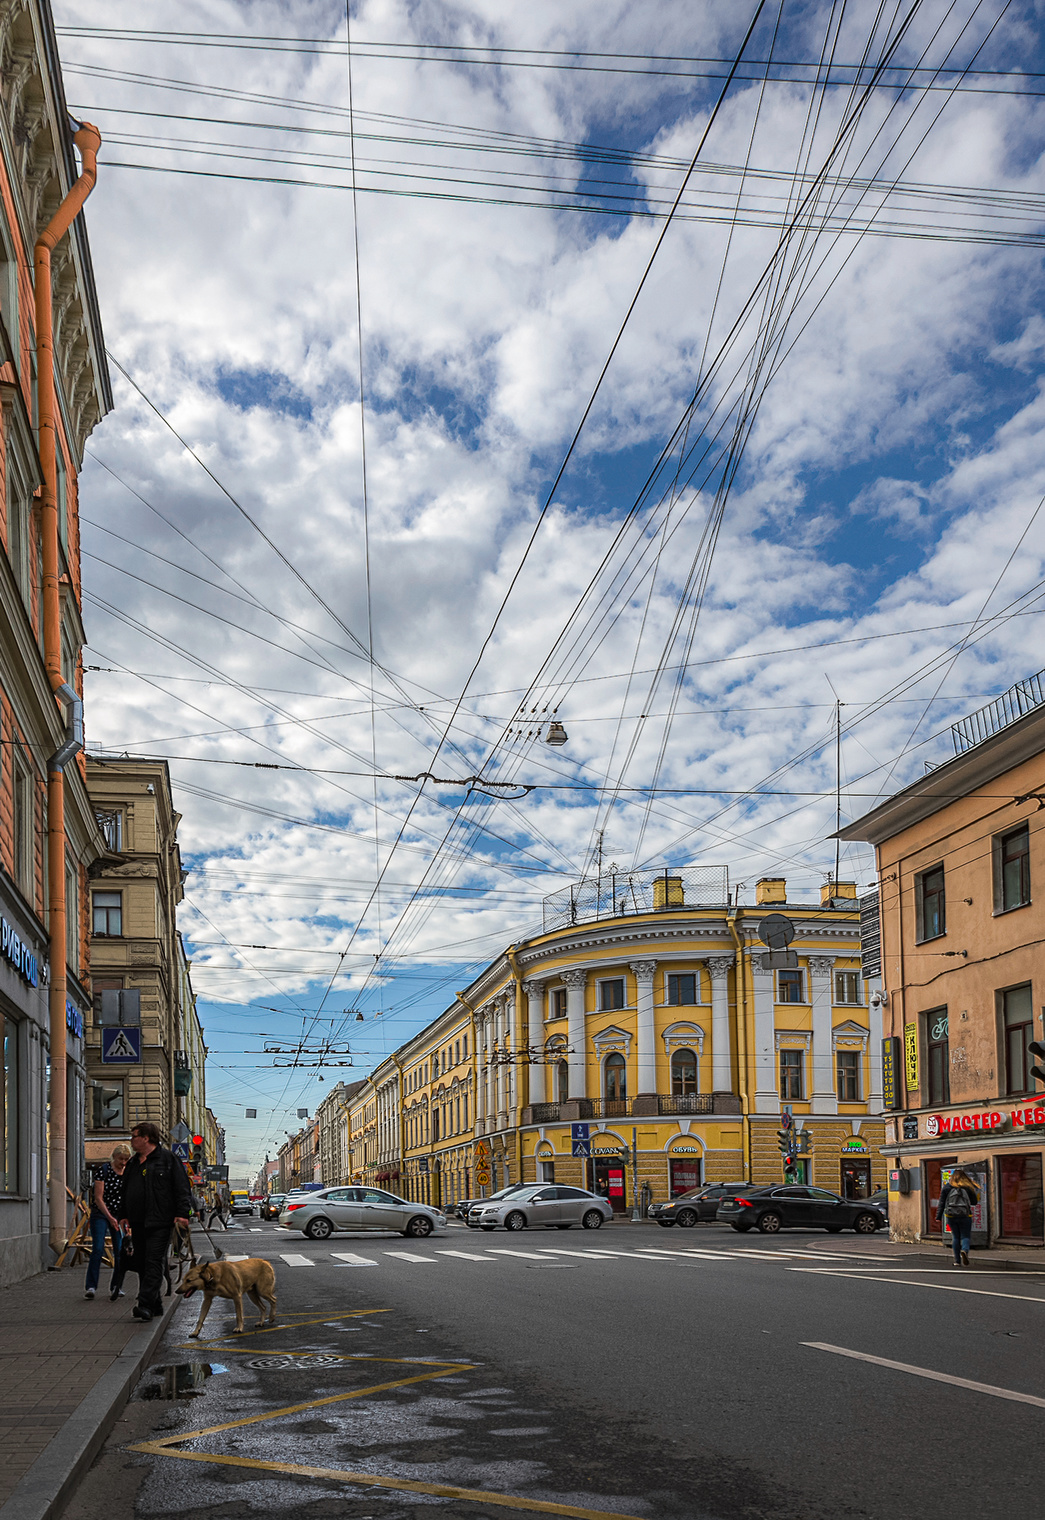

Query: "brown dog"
left=176, top=1258, right=277, bottom=1338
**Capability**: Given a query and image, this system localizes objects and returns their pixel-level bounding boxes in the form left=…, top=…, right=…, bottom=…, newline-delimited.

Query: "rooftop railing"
left=542, top=864, right=729, bottom=933
left=951, top=668, right=1045, bottom=755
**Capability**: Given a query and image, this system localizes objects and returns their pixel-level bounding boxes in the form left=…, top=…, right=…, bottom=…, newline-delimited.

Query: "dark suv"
left=648, top=1182, right=753, bottom=1227
left=716, top=1184, right=885, bottom=1234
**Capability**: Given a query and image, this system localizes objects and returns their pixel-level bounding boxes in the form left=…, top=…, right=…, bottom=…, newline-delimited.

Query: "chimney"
left=755, top=877, right=786, bottom=905
left=821, top=880, right=858, bottom=908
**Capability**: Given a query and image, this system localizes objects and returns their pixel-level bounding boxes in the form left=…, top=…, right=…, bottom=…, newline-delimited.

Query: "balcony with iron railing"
left=524, top=1092, right=740, bottom=1125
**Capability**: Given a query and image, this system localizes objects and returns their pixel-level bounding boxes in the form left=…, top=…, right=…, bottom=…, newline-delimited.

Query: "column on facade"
left=707, top=956, right=734, bottom=1092
left=630, top=961, right=657, bottom=1097
left=563, top=969, right=587, bottom=1100
left=523, top=981, right=545, bottom=1108
left=495, top=996, right=508, bottom=1124
left=484, top=1011, right=496, bottom=1129
left=808, top=955, right=838, bottom=1115
left=505, top=986, right=516, bottom=1117
left=750, top=956, right=779, bottom=1114
left=867, top=987, right=884, bottom=1110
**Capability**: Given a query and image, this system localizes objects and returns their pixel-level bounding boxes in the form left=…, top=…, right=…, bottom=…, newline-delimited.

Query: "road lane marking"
left=436, top=1250, right=495, bottom=1262
left=790, top=1268, right=1045, bottom=1302
left=250, top=1228, right=262, bottom=1232
left=486, top=1249, right=554, bottom=1260
left=278, top=1254, right=315, bottom=1267
left=331, top=1252, right=377, bottom=1266
left=384, top=1251, right=435, bottom=1263
left=803, top=1342, right=1045, bottom=1407
left=539, top=1249, right=616, bottom=1259
left=223, top=1254, right=251, bottom=1262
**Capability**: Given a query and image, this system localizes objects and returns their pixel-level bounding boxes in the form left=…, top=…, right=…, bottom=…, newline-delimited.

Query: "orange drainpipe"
left=36, top=122, right=101, bottom=1254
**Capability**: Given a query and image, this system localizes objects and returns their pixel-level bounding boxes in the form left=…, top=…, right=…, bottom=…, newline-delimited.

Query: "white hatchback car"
left=279, top=1185, right=446, bottom=1240
left=473, top=1184, right=613, bottom=1232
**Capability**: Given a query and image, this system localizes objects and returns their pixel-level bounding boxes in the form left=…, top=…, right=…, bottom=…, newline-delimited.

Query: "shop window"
left=778, top=970, right=803, bottom=1003
left=668, top=973, right=697, bottom=1006
left=916, top=865, right=946, bottom=942
left=834, top=971, right=861, bottom=1005
left=2, top=1013, right=18, bottom=1191
left=1004, top=984, right=1036, bottom=1095
left=599, top=978, right=625, bottom=1012
left=670, top=1157, right=702, bottom=1195
left=90, top=1079, right=124, bottom=1131
left=996, top=824, right=1031, bottom=913
left=780, top=1048, right=804, bottom=1100
left=92, top=891, right=122, bottom=937
left=539, top=1160, right=555, bottom=1183
left=671, top=1047, right=698, bottom=1095
left=552, top=988, right=567, bottom=1018
left=836, top=1049, right=861, bottom=1102
left=604, top=1053, right=627, bottom=1101
left=925, top=1008, right=949, bottom=1105
left=1000, top=1154, right=1044, bottom=1239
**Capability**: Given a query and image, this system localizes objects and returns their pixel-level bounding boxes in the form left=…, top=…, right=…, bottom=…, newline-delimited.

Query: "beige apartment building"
left=841, top=673, right=1045, bottom=1249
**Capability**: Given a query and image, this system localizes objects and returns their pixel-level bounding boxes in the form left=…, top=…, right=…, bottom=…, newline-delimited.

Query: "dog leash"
left=178, top=1219, right=224, bottom=1264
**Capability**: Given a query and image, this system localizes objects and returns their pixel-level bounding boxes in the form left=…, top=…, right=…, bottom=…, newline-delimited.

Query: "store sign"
left=66, top=1000, right=83, bottom=1039
left=841, top=1137, right=868, bottom=1153
left=922, top=1103, right=1045, bottom=1138
left=904, top=1023, right=919, bottom=1090
left=882, top=1036, right=902, bottom=1110
left=1, top=916, right=39, bottom=987
left=669, top=1143, right=700, bottom=1154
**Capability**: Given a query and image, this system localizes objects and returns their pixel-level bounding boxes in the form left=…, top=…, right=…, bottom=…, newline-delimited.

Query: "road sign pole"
left=630, top=1127, right=641, bottom=1222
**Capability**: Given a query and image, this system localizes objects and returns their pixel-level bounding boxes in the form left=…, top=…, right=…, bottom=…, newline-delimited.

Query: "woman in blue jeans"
left=85, top=1144, right=131, bottom=1299
left=937, top=1168, right=979, bottom=1267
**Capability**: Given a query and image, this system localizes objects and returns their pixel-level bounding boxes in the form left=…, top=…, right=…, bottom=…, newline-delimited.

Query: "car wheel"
left=305, top=1217, right=332, bottom=1240
left=404, top=1215, right=434, bottom=1238
left=657, top=1220, right=675, bottom=1227
left=853, top=1212, right=880, bottom=1234
left=730, top=1223, right=751, bottom=1232
left=676, top=1209, right=697, bottom=1228
left=505, top=1212, right=526, bottom=1232
left=582, top=1210, right=604, bottom=1230
left=757, top=1212, right=782, bottom=1234
left=826, top=1225, right=844, bottom=1233
left=555, top=1223, right=573, bottom=1230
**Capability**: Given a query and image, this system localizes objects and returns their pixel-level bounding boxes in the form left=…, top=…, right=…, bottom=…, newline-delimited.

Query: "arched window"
left=604, top=1053, right=627, bottom=1101
left=556, top=1060, right=569, bottom=1104
left=671, top=1048, right=698, bottom=1095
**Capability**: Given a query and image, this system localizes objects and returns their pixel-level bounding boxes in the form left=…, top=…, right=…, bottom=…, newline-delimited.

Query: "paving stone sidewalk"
left=0, top=1264, right=171, bottom=1512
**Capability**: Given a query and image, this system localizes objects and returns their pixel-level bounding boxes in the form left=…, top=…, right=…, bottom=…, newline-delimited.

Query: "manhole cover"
left=248, top=1354, right=347, bottom=1370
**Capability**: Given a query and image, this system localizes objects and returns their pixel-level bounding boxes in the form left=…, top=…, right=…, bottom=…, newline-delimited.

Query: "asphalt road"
left=64, top=1215, right=1045, bottom=1520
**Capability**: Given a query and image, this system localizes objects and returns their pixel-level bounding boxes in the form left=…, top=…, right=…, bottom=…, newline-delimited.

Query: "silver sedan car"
left=279, top=1185, right=446, bottom=1240
left=473, top=1184, right=613, bottom=1232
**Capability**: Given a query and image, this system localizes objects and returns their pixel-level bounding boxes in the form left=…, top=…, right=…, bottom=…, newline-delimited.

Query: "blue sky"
left=56, top=0, right=1045, bottom=1173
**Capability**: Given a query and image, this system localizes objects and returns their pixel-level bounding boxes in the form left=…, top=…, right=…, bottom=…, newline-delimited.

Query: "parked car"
left=648, top=1182, right=754, bottom=1227
left=279, top=1185, right=446, bottom=1240
left=472, top=1184, right=613, bottom=1232
left=260, top=1194, right=285, bottom=1221
left=716, top=1184, right=886, bottom=1234
left=867, top=1188, right=889, bottom=1220
left=462, top=1183, right=530, bottom=1228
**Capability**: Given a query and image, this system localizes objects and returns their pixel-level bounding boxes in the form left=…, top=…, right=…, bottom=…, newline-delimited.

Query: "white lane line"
left=278, top=1254, right=315, bottom=1267
left=790, top=1268, right=1045, bottom=1303
left=331, top=1252, right=377, bottom=1266
left=436, top=1250, right=495, bottom=1263
left=223, top=1254, right=251, bottom=1262
left=384, top=1251, right=435, bottom=1264
left=804, top=1342, right=1045, bottom=1408
left=249, top=1228, right=263, bottom=1233
left=485, top=1249, right=554, bottom=1261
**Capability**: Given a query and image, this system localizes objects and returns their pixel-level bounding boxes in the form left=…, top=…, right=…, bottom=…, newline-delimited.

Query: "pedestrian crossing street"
left=222, top=1243, right=901, bottom=1271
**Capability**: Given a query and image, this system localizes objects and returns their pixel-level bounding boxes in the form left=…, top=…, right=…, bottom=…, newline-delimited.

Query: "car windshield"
left=494, top=1186, right=542, bottom=1201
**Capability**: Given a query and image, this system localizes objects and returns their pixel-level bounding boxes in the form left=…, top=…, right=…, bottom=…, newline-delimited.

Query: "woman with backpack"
left=937, top=1168, right=978, bottom=1266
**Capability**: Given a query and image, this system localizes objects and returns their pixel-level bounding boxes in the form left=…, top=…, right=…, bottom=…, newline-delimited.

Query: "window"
left=95, top=809, right=122, bottom=853
left=462, top=1033, right=468, bottom=1060
left=668, top=972, right=697, bottom=1005
left=92, top=892, right=122, bottom=937
left=599, top=978, right=625, bottom=1012
left=432, top=1108, right=440, bottom=1142
left=556, top=1060, right=569, bottom=1104
left=13, top=755, right=33, bottom=898
left=917, top=864, right=946, bottom=942
left=778, top=970, right=803, bottom=1003
left=834, top=971, right=861, bottom=1005
left=925, top=1008, right=949, bottom=1105
left=1004, top=984, right=1036, bottom=1095
left=454, top=1040, right=460, bottom=1066
left=6, top=461, right=30, bottom=606
left=997, top=825, right=1031, bottom=912
left=836, top=1049, right=860, bottom=1102
left=780, top=1049, right=804, bottom=1100
left=552, top=988, right=567, bottom=1019
left=463, top=1093, right=468, bottom=1128
left=999, top=1154, right=1044, bottom=1239
left=90, top=1079, right=124, bottom=1131
left=65, top=857, right=78, bottom=965
left=671, top=1047, right=698, bottom=1095
left=2, top=1013, right=18, bottom=1191
left=604, top=1053, right=627, bottom=1101
left=539, top=1160, right=555, bottom=1183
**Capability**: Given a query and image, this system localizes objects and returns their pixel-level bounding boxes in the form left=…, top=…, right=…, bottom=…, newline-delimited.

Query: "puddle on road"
left=137, top=1363, right=228, bottom=1400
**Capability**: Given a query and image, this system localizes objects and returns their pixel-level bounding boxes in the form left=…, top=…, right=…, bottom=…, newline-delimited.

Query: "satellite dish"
left=757, top=913, right=795, bottom=950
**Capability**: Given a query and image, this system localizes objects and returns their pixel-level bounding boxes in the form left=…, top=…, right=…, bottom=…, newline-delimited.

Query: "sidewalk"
left=0, top=1264, right=176, bottom=1520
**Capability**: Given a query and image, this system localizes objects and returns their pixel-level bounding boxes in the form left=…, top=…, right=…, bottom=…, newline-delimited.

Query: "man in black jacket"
left=118, top=1122, right=192, bottom=1320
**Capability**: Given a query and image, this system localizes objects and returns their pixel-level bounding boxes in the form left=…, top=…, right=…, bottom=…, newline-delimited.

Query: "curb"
left=0, top=1296, right=180, bottom=1520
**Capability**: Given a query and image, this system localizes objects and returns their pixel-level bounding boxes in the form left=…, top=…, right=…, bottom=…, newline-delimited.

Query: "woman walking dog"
left=84, top=1144, right=131, bottom=1301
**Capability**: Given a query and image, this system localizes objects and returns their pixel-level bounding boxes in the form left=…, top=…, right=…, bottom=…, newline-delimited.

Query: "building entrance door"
left=841, top=1158, right=871, bottom=1199
left=590, top=1155, right=627, bottom=1213
left=924, top=1157, right=957, bottom=1235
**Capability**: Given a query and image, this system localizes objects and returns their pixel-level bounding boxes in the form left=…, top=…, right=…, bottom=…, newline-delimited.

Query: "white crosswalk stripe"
left=279, top=1253, right=315, bottom=1267
left=384, top=1250, right=435, bottom=1263
left=331, top=1252, right=377, bottom=1266
left=539, top=1249, right=617, bottom=1259
left=223, top=1254, right=251, bottom=1262
left=437, top=1250, right=495, bottom=1262
left=486, top=1248, right=553, bottom=1260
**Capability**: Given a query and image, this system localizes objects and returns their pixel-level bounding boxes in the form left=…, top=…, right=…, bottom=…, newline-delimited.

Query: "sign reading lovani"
left=1, top=916, right=39, bottom=988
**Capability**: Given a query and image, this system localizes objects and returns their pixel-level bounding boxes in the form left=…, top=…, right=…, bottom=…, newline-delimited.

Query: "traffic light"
left=777, top=1129, right=791, bottom=1156
left=192, top=1135, right=205, bottom=1167
left=1029, top=1041, right=1045, bottom=1086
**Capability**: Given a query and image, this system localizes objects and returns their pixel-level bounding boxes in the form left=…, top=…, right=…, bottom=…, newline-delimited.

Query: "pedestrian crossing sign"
left=102, top=1026, right=142, bottom=1063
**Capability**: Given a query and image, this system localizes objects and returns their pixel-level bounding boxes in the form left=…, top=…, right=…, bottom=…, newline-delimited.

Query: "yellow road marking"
left=129, top=1446, right=649, bottom=1519
left=138, top=1360, right=475, bottom=1445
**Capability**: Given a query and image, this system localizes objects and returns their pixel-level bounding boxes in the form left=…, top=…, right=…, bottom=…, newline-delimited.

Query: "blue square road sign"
left=101, top=1026, right=142, bottom=1064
